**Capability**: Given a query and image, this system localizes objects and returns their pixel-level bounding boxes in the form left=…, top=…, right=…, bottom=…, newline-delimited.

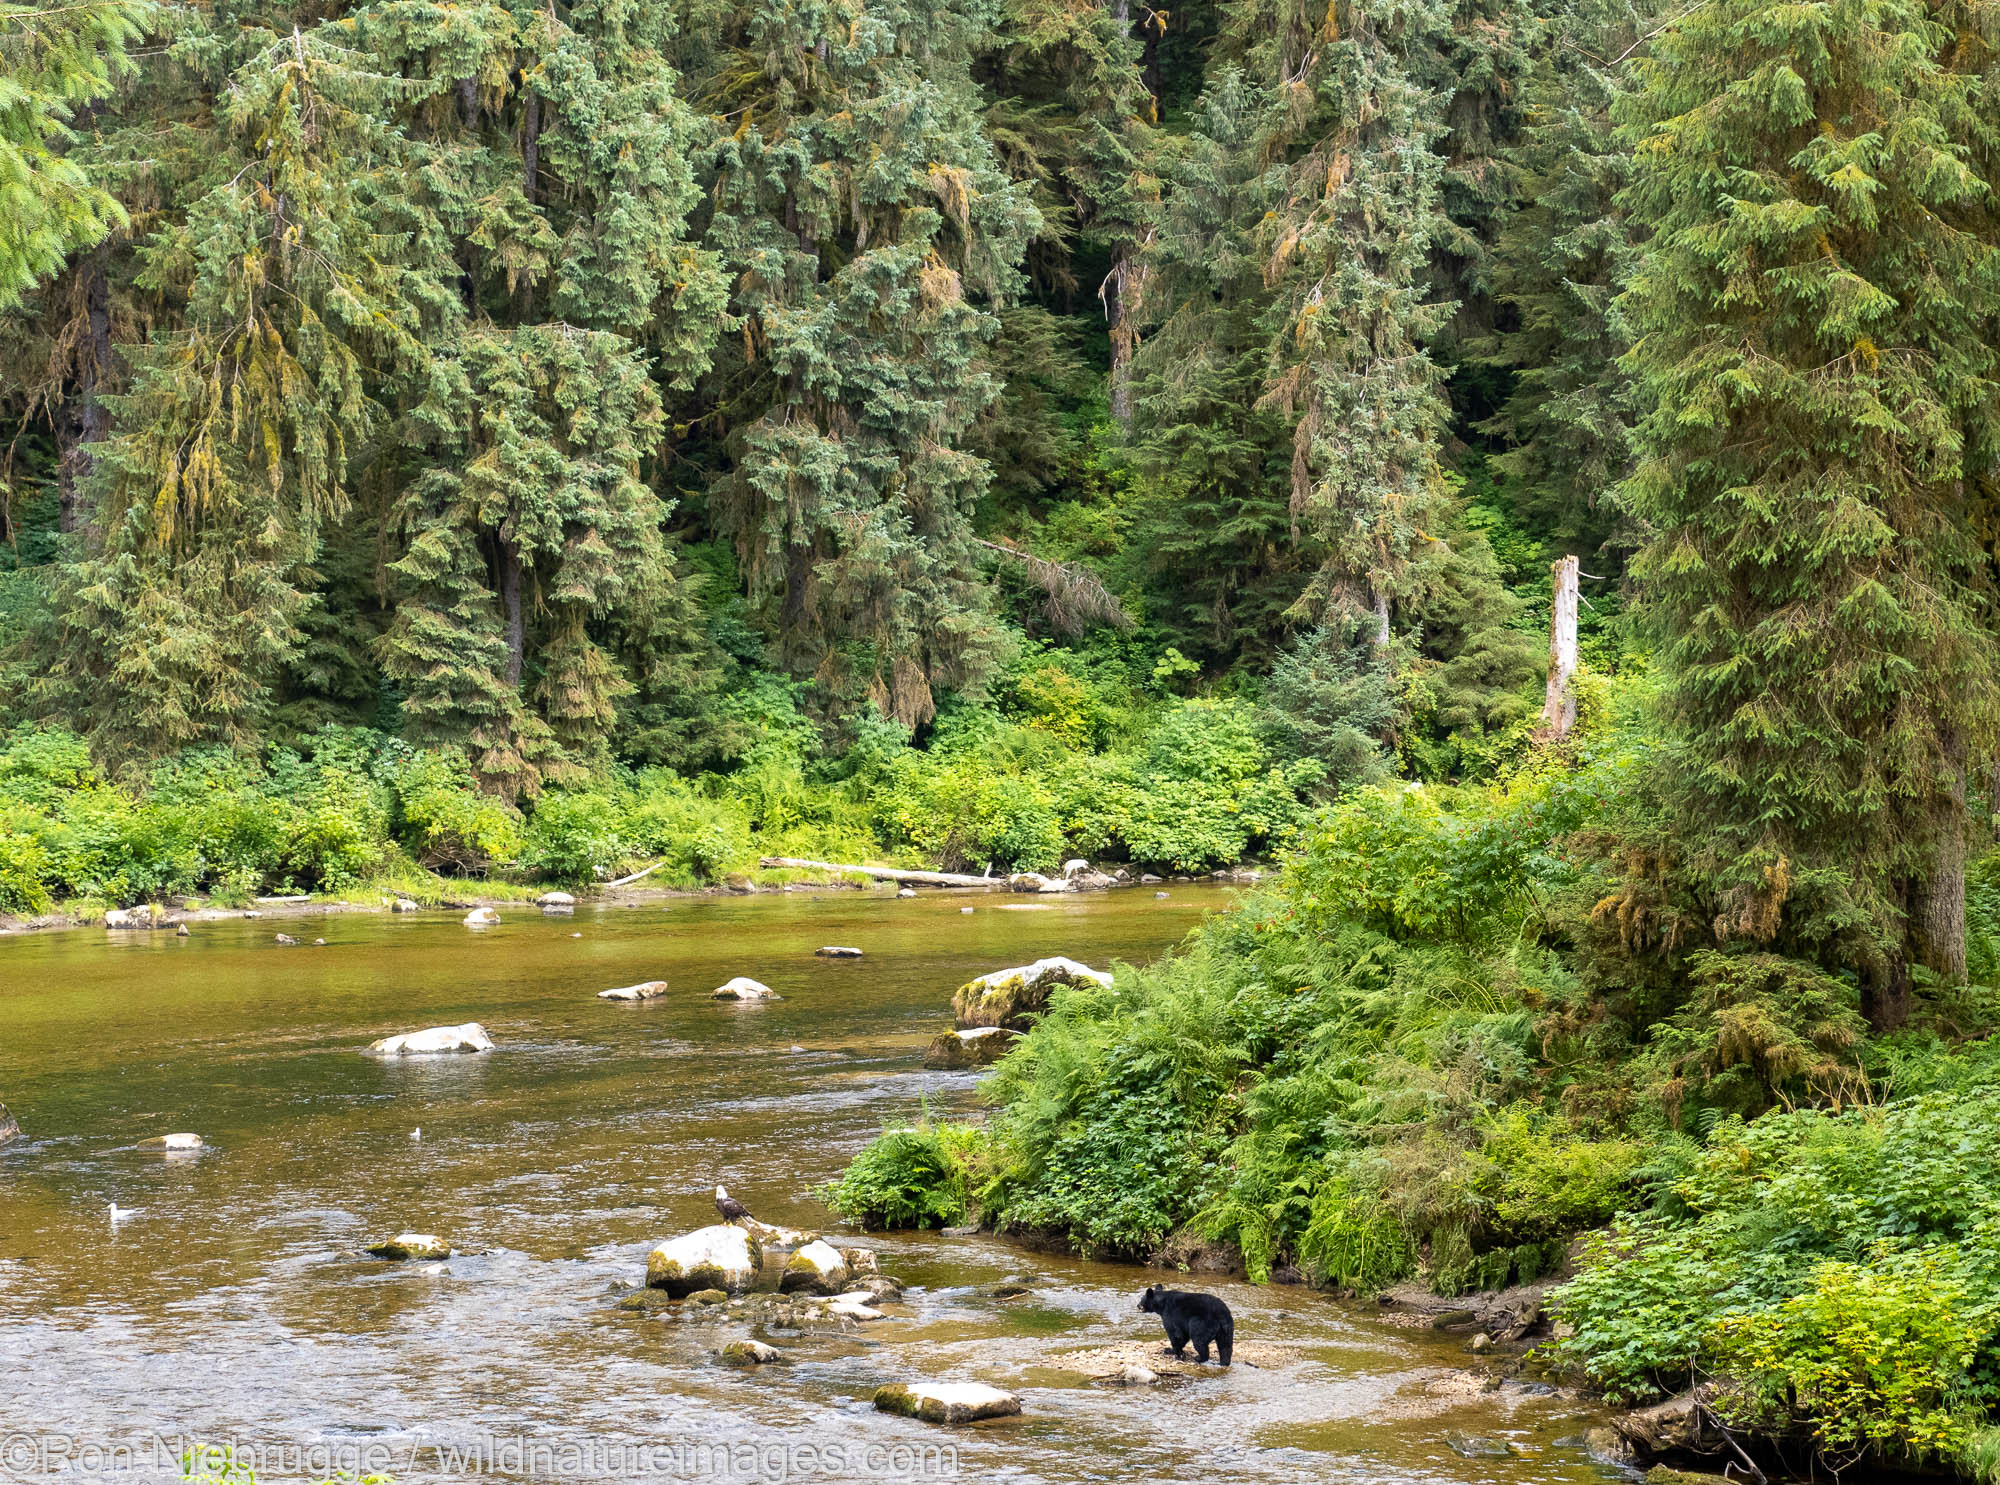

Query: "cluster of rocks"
left=616, top=1221, right=1021, bottom=1423
left=924, top=955, right=1112, bottom=1069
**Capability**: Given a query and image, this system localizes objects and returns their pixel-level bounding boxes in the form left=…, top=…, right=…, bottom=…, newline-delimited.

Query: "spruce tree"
left=688, top=0, right=1039, bottom=726
left=0, top=0, right=151, bottom=306
left=39, top=23, right=456, bottom=755
left=1619, top=0, right=2000, bottom=1023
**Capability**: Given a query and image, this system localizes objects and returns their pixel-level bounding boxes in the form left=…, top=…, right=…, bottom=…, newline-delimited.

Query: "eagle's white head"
left=715, top=1185, right=728, bottom=1200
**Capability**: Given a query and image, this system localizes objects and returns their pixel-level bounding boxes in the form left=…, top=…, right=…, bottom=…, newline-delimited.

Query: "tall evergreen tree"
left=687, top=0, right=1039, bottom=726
left=39, top=24, right=457, bottom=755
left=0, top=0, right=151, bottom=306
left=1618, top=0, right=2000, bottom=1025
left=1474, top=0, right=1658, bottom=559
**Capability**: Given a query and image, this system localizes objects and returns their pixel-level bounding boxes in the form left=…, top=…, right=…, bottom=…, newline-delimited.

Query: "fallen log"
left=604, top=859, right=667, bottom=889
left=758, top=856, right=999, bottom=888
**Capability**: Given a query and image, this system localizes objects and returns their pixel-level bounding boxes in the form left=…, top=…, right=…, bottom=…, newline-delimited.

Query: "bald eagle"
left=714, top=1185, right=753, bottom=1225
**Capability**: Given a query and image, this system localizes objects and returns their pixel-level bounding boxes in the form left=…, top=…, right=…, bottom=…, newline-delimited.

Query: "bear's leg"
left=1164, top=1320, right=1189, bottom=1359
left=1193, top=1335, right=1212, bottom=1363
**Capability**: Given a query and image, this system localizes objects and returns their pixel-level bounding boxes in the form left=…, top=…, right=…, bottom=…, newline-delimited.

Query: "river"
left=0, top=886, right=1623, bottom=1484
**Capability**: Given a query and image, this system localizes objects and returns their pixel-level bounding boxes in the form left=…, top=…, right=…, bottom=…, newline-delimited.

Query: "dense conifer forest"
left=11, top=0, right=2000, bottom=1470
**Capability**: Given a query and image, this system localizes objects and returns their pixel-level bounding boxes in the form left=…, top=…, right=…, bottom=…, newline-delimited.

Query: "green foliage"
left=1615, top=0, right=2000, bottom=1004
left=0, top=0, right=151, bottom=306
left=822, top=1120, right=988, bottom=1230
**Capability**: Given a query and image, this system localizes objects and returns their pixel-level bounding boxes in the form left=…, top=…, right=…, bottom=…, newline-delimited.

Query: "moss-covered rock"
left=721, top=1339, right=782, bottom=1366
left=923, top=1026, right=1018, bottom=1068
left=951, top=958, right=1112, bottom=1031
left=779, top=1239, right=850, bottom=1295
left=873, top=1382, right=1021, bottom=1424
left=646, top=1224, right=763, bottom=1296
left=367, top=1233, right=452, bottom=1260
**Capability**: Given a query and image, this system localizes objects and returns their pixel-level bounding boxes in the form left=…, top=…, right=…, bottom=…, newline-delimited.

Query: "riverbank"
left=822, top=721, right=2000, bottom=1481
left=0, top=859, right=1262, bottom=937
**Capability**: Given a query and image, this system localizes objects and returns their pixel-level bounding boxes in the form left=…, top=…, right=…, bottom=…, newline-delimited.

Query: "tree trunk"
left=1912, top=750, right=1969, bottom=983
left=1861, top=951, right=1913, bottom=1033
left=1539, top=555, right=1580, bottom=739
left=1372, top=587, right=1391, bottom=649
left=56, top=255, right=113, bottom=535
left=456, top=75, right=478, bottom=129
left=522, top=90, right=541, bottom=204
left=1101, top=250, right=1138, bottom=431
left=498, top=534, right=525, bottom=687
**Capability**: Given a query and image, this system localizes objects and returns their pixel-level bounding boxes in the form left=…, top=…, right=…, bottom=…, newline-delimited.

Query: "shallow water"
left=0, top=887, right=1624, bottom=1484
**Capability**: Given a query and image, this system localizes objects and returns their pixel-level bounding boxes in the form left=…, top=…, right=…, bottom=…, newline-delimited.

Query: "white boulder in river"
left=136, top=1132, right=204, bottom=1150
left=647, top=1225, right=762, bottom=1296
left=367, top=1023, right=495, bottom=1055
left=779, top=1239, right=851, bottom=1295
left=463, top=907, right=500, bottom=926
left=953, top=957, right=1113, bottom=1031
left=712, top=977, right=779, bottom=1001
left=874, top=1382, right=1021, bottom=1424
left=598, top=980, right=669, bottom=1001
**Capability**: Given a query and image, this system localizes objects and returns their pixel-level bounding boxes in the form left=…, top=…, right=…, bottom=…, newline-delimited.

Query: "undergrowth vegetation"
left=0, top=653, right=1353, bottom=915
left=831, top=676, right=2000, bottom=1477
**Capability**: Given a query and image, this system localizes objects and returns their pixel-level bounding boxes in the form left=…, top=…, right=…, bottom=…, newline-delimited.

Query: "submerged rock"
left=274, top=934, right=299, bottom=945
left=368, top=1233, right=452, bottom=1260
left=721, top=1339, right=782, bottom=1366
left=688, top=1288, right=730, bottom=1305
left=923, top=1026, right=1018, bottom=1069
left=104, top=905, right=171, bottom=929
left=897, top=887, right=916, bottom=898
left=873, top=1382, right=1021, bottom=1425
left=952, top=957, right=1113, bottom=1031
left=367, top=1023, right=495, bottom=1055
left=537, top=891, right=576, bottom=907
left=647, top=1225, right=762, bottom=1297
left=392, top=898, right=420, bottom=913
left=779, top=1240, right=851, bottom=1295
left=463, top=907, right=500, bottom=927
left=712, top=977, right=779, bottom=1001
left=1111, top=1365, right=1159, bottom=1386
left=598, top=980, right=669, bottom=1002
left=815, top=946, right=863, bottom=958
left=0, top=1102, right=17, bottom=1146
left=136, top=1132, right=205, bottom=1150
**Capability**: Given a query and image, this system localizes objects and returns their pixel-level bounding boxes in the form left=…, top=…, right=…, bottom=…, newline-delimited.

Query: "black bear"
left=1139, top=1284, right=1234, bottom=1366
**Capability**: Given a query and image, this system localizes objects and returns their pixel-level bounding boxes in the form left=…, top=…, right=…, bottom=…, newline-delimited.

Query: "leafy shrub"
left=391, top=751, right=523, bottom=873
left=0, top=821, right=53, bottom=913
left=1708, top=1252, right=1990, bottom=1462
left=822, top=1122, right=986, bottom=1229
left=520, top=789, right=627, bottom=884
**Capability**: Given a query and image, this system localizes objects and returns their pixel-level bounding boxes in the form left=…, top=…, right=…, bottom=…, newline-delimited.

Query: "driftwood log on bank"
left=758, top=856, right=1000, bottom=888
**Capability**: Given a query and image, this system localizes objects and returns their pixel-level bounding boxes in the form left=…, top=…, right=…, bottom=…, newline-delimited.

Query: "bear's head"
left=1138, top=1284, right=1163, bottom=1313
